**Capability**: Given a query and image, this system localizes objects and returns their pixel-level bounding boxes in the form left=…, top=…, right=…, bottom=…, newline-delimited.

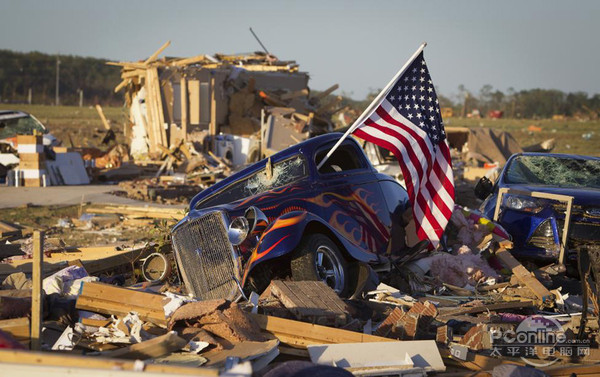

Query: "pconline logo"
left=490, top=315, right=590, bottom=367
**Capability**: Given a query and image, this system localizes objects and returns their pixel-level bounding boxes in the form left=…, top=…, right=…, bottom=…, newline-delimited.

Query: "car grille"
left=171, top=211, right=240, bottom=300
left=556, top=219, right=600, bottom=247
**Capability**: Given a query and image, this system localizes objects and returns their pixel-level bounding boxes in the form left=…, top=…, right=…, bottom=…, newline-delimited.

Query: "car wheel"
left=290, top=233, right=349, bottom=296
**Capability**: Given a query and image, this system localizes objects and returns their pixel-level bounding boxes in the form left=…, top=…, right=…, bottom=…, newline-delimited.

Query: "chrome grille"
left=171, top=211, right=240, bottom=300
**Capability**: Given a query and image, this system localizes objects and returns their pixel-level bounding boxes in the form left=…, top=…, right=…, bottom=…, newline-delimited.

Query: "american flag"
left=353, top=52, right=455, bottom=248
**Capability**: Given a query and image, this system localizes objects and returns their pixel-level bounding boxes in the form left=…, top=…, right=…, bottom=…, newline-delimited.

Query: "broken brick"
left=375, top=307, right=405, bottom=337
left=436, top=325, right=453, bottom=345
left=459, top=323, right=491, bottom=351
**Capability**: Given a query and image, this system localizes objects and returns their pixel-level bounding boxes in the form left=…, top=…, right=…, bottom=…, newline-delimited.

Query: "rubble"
left=0, top=212, right=599, bottom=376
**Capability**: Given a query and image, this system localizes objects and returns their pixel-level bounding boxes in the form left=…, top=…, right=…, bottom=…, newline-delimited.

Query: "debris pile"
left=1, top=204, right=598, bottom=377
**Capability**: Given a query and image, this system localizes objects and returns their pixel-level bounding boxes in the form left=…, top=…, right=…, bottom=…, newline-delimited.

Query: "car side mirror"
left=474, top=176, right=494, bottom=200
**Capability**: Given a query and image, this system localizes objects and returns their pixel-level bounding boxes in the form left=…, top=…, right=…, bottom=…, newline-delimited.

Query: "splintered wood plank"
left=251, top=314, right=393, bottom=349
left=76, top=282, right=167, bottom=326
left=269, top=281, right=348, bottom=325
left=495, top=247, right=555, bottom=306
left=30, top=231, right=43, bottom=350
left=0, top=349, right=220, bottom=375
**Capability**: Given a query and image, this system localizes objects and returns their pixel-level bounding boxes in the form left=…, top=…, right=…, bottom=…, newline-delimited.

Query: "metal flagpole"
left=317, top=42, right=427, bottom=170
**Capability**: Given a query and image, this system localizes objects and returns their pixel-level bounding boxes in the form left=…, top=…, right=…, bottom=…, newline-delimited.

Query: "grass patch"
left=446, top=117, right=600, bottom=157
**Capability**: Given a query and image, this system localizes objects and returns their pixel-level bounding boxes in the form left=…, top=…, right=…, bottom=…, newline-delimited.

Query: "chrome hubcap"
left=314, top=245, right=344, bottom=293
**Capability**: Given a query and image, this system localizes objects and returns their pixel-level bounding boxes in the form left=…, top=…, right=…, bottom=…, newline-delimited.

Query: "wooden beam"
left=121, top=69, right=146, bottom=79
left=75, top=282, right=168, bottom=326
left=438, top=300, right=534, bottom=317
left=114, top=79, right=129, bottom=93
left=144, top=40, right=171, bottom=66
left=0, top=349, right=219, bottom=376
left=94, top=104, right=111, bottom=131
left=30, top=230, right=43, bottom=350
left=250, top=313, right=394, bottom=349
left=170, top=55, right=208, bottom=67
left=495, top=247, right=555, bottom=307
left=209, top=76, right=217, bottom=136
left=313, top=84, right=339, bottom=100
left=106, top=61, right=147, bottom=69
left=180, top=77, right=188, bottom=138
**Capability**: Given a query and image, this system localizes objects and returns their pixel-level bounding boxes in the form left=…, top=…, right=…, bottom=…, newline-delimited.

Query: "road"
left=0, top=185, right=186, bottom=209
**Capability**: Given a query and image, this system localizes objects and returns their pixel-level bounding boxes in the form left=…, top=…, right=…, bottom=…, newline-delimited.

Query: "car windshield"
left=198, top=155, right=308, bottom=208
left=0, top=114, right=46, bottom=139
left=504, top=155, right=600, bottom=189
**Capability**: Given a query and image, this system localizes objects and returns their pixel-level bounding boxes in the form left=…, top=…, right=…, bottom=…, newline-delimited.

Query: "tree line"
left=445, top=84, right=600, bottom=119
left=340, top=85, right=600, bottom=120
left=0, top=49, right=123, bottom=106
left=3, top=49, right=599, bottom=119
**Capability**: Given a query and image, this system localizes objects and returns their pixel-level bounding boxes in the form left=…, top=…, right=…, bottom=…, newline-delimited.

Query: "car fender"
left=241, top=210, right=378, bottom=285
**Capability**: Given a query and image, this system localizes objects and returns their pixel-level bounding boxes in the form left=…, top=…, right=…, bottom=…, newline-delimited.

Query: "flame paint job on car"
left=174, top=133, right=411, bottom=289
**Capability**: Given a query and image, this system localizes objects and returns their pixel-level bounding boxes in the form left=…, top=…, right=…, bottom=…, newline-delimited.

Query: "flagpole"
left=317, top=42, right=427, bottom=170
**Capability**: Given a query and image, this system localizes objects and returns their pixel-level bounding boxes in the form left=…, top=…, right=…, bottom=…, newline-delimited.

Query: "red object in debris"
left=0, top=329, right=26, bottom=350
left=488, top=110, right=503, bottom=119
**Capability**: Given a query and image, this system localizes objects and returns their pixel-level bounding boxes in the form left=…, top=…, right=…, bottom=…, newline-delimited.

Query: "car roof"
left=0, top=110, right=30, bottom=120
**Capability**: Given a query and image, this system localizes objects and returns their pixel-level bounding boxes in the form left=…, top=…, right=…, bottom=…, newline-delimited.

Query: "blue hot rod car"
left=171, top=133, right=414, bottom=300
left=476, top=152, right=600, bottom=263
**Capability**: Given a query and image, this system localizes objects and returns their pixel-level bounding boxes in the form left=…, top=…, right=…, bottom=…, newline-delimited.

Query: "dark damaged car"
left=171, top=133, right=415, bottom=300
left=476, top=152, right=600, bottom=263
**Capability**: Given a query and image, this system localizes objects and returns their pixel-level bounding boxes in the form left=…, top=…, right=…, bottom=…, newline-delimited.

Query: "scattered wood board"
left=0, top=349, right=219, bottom=376
left=75, top=282, right=168, bottom=326
left=267, top=280, right=348, bottom=326
left=438, top=301, right=534, bottom=318
left=0, top=317, right=30, bottom=343
left=250, top=314, right=394, bottom=350
left=86, top=205, right=184, bottom=220
left=495, top=247, right=555, bottom=307
left=0, top=246, right=153, bottom=281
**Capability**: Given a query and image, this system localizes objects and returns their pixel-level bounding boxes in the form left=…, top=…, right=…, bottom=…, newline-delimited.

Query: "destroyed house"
left=113, top=44, right=317, bottom=161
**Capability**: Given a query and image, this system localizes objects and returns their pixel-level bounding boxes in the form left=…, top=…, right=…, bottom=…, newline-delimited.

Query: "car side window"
left=315, top=142, right=365, bottom=174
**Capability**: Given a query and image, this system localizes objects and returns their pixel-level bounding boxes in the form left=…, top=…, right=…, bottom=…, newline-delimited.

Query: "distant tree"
left=0, top=49, right=122, bottom=106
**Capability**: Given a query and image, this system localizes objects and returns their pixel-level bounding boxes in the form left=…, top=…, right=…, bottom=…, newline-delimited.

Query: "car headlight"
left=228, top=216, right=250, bottom=246
left=228, top=206, right=270, bottom=246
left=503, top=195, right=544, bottom=213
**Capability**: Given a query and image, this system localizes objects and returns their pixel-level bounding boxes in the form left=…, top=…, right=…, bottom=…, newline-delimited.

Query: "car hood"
left=503, top=184, right=600, bottom=206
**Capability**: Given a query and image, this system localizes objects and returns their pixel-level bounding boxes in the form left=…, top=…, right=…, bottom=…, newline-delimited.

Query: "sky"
left=1, top=0, right=599, bottom=100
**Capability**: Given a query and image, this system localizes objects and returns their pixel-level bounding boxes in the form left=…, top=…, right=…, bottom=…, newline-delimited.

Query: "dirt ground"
left=0, top=203, right=170, bottom=247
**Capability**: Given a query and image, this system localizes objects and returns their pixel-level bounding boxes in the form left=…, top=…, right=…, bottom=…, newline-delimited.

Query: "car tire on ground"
left=290, top=233, right=351, bottom=296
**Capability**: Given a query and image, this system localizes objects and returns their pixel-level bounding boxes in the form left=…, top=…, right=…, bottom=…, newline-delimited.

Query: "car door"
left=311, top=140, right=392, bottom=256
left=379, top=179, right=411, bottom=257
